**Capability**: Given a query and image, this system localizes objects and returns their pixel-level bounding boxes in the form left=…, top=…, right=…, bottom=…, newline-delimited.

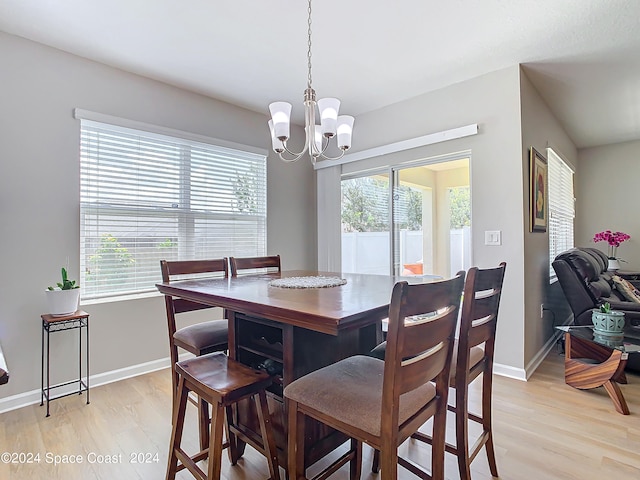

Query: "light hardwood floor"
left=1, top=350, right=639, bottom=479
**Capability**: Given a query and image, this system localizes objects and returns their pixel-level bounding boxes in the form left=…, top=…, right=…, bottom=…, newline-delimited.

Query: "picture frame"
left=529, top=147, right=548, bottom=232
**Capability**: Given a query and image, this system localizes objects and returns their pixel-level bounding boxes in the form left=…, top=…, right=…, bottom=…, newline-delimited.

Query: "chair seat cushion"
left=173, top=320, right=228, bottom=354
left=449, top=340, right=484, bottom=386
left=284, top=355, right=435, bottom=438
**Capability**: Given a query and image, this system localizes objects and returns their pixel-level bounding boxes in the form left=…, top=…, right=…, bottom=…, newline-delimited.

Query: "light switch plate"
left=485, top=230, right=502, bottom=246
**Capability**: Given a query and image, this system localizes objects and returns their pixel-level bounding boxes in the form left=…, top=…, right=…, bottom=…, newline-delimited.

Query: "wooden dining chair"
left=284, top=272, right=465, bottom=480
left=160, top=258, right=230, bottom=451
left=166, top=352, right=280, bottom=480
left=229, top=255, right=281, bottom=276
left=411, top=262, right=507, bottom=480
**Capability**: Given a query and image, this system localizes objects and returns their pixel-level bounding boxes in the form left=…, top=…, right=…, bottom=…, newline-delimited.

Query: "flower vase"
left=607, top=258, right=620, bottom=272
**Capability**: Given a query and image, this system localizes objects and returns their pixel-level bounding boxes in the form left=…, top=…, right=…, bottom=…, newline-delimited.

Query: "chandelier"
left=268, top=0, right=354, bottom=164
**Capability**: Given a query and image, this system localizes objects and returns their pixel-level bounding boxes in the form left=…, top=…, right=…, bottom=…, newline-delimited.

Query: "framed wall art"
left=529, top=147, right=547, bottom=232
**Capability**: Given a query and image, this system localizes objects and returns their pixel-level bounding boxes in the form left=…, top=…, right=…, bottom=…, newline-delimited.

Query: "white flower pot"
left=45, top=289, right=80, bottom=316
left=607, top=258, right=621, bottom=272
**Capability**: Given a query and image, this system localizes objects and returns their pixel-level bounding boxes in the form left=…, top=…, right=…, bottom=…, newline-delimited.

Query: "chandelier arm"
left=312, top=135, right=332, bottom=157
left=309, top=135, right=344, bottom=161
left=316, top=149, right=347, bottom=161
left=277, top=151, right=307, bottom=163
left=278, top=143, right=307, bottom=162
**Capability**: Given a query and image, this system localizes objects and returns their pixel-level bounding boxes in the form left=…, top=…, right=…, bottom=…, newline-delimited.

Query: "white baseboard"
left=493, top=314, right=572, bottom=382
left=493, top=362, right=527, bottom=381
left=0, top=353, right=192, bottom=414
left=523, top=331, right=562, bottom=380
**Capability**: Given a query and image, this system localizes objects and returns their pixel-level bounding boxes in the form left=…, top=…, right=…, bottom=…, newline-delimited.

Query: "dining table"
left=156, top=269, right=424, bottom=471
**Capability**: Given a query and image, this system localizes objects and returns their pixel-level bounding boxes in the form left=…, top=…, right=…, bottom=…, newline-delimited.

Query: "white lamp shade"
left=269, top=102, right=292, bottom=140
left=317, top=98, right=340, bottom=137
left=337, top=115, right=354, bottom=150
left=268, top=120, right=284, bottom=152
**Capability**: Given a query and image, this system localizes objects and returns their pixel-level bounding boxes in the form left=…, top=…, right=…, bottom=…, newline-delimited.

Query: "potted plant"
left=591, top=302, right=625, bottom=336
left=593, top=230, right=631, bottom=272
left=45, top=267, right=80, bottom=316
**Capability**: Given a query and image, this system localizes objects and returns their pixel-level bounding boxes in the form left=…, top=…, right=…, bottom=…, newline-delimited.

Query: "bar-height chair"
left=409, top=263, right=507, bottom=480
left=284, top=272, right=465, bottom=480
left=166, top=352, right=280, bottom=480
left=229, top=255, right=281, bottom=276
left=160, top=259, right=230, bottom=451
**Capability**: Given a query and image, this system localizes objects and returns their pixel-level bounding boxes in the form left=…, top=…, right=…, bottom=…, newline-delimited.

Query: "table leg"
left=564, top=333, right=629, bottom=415
left=86, top=317, right=90, bottom=405
left=46, top=326, right=51, bottom=417
left=603, top=380, right=629, bottom=415
left=40, top=321, right=44, bottom=407
left=79, top=318, right=82, bottom=395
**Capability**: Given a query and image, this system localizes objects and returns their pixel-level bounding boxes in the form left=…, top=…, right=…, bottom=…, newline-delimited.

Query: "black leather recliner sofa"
left=553, top=247, right=640, bottom=327
left=553, top=247, right=640, bottom=370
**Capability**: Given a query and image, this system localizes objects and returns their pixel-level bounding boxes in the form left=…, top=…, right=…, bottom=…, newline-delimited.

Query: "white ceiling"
left=1, top=0, right=639, bottom=149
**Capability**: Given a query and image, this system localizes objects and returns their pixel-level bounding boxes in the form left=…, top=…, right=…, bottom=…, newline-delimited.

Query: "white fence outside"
left=342, top=227, right=471, bottom=275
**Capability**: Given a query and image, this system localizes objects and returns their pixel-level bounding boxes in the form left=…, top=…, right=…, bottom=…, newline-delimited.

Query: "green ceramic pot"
left=591, top=309, right=625, bottom=335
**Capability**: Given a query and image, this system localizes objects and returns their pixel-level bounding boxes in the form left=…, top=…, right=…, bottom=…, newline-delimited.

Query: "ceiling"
left=1, top=0, right=639, bottom=149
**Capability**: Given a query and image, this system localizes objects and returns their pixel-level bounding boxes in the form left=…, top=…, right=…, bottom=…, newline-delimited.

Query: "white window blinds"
left=79, top=118, right=267, bottom=301
left=548, top=148, right=574, bottom=281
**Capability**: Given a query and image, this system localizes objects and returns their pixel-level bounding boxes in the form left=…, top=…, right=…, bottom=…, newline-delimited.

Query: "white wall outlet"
left=484, top=230, right=502, bottom=246
left=540, top=304, right=544, bottom=318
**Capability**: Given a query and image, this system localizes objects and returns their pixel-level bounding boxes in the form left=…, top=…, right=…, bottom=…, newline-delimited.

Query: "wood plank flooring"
left=1, top=350, right=639, bottom=479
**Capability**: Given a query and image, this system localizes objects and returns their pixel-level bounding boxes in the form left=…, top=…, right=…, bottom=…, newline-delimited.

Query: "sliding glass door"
left=341, top=172, right=390, bottom=274
left=341, top=158, right=470, bottom=278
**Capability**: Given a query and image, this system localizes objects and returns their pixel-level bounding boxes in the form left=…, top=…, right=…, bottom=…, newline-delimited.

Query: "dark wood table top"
left=157, top=270, right=420, bottom=335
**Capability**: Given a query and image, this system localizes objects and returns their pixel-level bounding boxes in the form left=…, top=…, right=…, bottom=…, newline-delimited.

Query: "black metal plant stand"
left=40, top=310, right=90, bottom=417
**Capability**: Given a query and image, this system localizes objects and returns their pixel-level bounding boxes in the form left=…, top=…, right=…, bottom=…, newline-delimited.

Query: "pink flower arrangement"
left=593, top=230, right=631, bottom=258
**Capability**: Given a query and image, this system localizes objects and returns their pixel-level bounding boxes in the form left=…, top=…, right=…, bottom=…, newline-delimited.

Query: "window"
left=548, top=148, right=574, bottom=282
left=79, top=117, right=267, bottom=301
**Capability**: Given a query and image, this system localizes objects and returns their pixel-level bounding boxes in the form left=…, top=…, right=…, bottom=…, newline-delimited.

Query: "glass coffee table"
left=556, top=326, right=640, bottom=414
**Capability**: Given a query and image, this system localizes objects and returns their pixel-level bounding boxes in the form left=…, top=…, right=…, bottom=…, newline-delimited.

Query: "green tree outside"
left=448, top=186, right=471, bottom=229
left=341, top=177, right=423, bottom=232
left=87, top=233, right=135, bottom=287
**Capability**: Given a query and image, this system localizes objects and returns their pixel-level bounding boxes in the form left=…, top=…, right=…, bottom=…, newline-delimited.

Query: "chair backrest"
left=160, top=258, right=229, bottom=335
left=229, top=255, right=281, bottom=276
left=382, top=272, right=465, bottom=442
left=456, top=262, right=506, bottom=383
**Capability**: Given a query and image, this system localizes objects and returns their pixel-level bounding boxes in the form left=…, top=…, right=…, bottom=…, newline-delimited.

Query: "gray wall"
left=520, top=69, right=578, bottom=368
left=340, top=66, right=527, bottom=373
left=576, top=140, right=640, bottom=268
left=0, top=32, right=316, bottom=401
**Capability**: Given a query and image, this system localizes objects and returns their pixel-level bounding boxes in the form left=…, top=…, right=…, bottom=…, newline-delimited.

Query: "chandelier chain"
left=307, top=0, right=313, bottom=88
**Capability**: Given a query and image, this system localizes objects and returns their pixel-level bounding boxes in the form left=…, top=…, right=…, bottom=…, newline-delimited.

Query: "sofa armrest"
left=616, top=272, right=640, bottom=289
left=603, top=300, right=640, bottom=328
left=607, top=299, right=640, bottom=311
